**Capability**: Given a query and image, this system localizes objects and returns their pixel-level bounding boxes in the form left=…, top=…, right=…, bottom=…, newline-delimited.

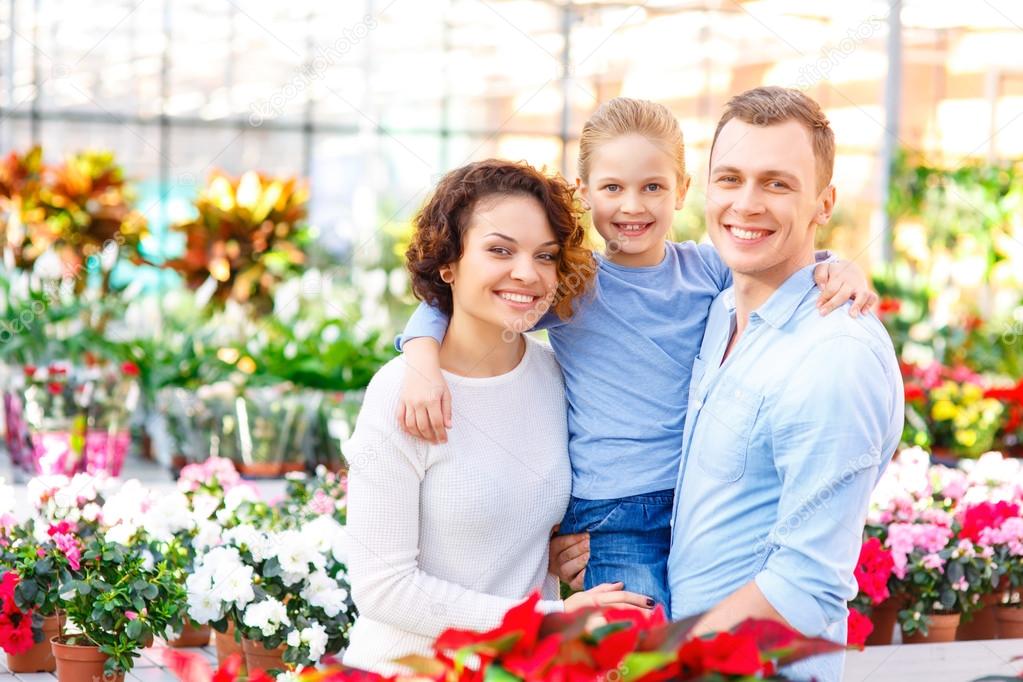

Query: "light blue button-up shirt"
left=667, top=263, right=904, bottom=682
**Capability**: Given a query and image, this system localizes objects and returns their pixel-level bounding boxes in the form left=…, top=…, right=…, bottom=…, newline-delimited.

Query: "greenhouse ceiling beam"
left=0, top=107, right=578, bottom=141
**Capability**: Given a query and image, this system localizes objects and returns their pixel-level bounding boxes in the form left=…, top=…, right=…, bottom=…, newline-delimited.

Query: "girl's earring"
left=440, top=271, right=454, bottom=284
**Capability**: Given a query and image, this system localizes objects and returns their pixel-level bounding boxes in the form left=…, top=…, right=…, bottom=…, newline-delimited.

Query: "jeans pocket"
left=569, top=498, right=625, bottom=534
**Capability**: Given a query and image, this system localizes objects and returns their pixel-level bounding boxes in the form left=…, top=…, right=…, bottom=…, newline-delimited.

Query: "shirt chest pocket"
left=693, top=375, right=764, bottom=482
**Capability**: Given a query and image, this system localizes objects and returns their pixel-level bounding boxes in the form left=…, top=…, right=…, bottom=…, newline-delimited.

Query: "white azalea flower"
left=276, top=530, right=324, bottom=577
left=242, top=597, right=290, bottom=637
left=287, top=624, right=328, bottom=661
left=300, top=570, right=349, bottom=617
left=191, top=492, right=221, bottom=521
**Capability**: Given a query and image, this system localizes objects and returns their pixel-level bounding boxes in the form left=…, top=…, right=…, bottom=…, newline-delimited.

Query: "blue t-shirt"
left=398, top=241, right=731, bottom=500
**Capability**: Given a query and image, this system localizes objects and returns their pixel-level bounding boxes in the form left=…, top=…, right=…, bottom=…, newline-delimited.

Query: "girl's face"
left=579, top=134, right=690, bottom=268
left=444, top=194, right=560, bottom=334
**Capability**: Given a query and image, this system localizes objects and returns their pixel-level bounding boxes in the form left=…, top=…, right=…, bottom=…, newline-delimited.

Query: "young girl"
left=342, top=159, right=651, bottom=676
left=395, top=98, right=874, bottom=611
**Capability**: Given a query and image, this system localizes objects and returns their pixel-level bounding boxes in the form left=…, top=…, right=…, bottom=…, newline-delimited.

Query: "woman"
left=342, top=159, right=652, bottom=675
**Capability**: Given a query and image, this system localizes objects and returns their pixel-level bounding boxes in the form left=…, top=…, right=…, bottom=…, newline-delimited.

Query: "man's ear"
left=675, top=173, right=692, bottom=210
left=815, top=184, right=836, bottom=225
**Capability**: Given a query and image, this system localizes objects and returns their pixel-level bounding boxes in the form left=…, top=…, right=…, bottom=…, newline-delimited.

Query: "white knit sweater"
left=341, top=337, right=571, bottom=675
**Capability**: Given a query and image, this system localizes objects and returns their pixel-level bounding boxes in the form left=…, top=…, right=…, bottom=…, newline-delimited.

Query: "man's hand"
left=814, top=259, right=878, bottom=318
left=549, top=525, right=589, bottom=590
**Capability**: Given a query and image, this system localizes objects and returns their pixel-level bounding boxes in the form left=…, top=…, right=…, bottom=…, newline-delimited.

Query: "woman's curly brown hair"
left=406, top=159, right=595, bottom=320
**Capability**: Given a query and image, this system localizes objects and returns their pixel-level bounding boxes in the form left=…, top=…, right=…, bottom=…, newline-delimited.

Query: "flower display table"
left=0, top=642, right=215, bottom=682
left=845, top=639, right=1023, bottom=681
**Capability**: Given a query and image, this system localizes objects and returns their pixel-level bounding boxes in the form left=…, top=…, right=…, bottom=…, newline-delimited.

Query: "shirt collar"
left=743, top=263, right=818, bottom=329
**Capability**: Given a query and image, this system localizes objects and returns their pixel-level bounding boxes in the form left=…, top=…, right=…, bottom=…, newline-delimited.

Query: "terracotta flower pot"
left=242, top=637, right=288, bottom=673
left=168, top=620, right=212, bottom=648
left=995, top=605, right=1023, bottom=639
left=215, top=623, right=243, bottom=665
left=904, top=612, right=961, bottom=643
left=7, top=614, right=64, bottom=672
left=51, top=636, right=125, bottom=682
left=237, top=461, right=283, bottom=478
left=957, top=593, right=1003, bottom=641
left=866, top=599, right=901, bottom=646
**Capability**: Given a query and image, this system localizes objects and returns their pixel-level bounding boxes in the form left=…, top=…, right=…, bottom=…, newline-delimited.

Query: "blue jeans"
left=558, top=489, right=673, bottom=612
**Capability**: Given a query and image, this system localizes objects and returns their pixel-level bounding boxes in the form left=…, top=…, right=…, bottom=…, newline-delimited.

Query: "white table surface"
left=844, top=639, right=1023, bottom=681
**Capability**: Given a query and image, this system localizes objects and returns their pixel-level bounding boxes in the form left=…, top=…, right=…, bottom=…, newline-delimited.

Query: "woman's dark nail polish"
left=646, top=598, right=655, bottom=607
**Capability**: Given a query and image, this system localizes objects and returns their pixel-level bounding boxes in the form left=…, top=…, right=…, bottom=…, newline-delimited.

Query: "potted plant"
left=187, top=518, right=354, bottom=673
left=886, top=514, right=995, bottom=642
left=849, top=536, right=896, bottom=646
left=0, top=518, right=82, bottom=672
left=54, top=534, right=186, bottom=681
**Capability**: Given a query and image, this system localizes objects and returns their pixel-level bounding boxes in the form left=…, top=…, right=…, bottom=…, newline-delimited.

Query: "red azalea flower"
left=854, top=537, right=895, bottom=605
left=47, top=521, right=75, bottom=537
left=121, top=361, right=140, bottom=376
left=0, top=572, right=18, bottom=603
left=47, top=382, right=63, bottom=396
left=23, top=364, right=36, bottom=378
left=904, top=384, right=926, bottom=402
left=960, top=501, right=1020, bottom=544
left=877, top=297, right=901, bottom=316
left=0, top=616, right=35, bottom=655
left=847, top=608, right=873, bottom=649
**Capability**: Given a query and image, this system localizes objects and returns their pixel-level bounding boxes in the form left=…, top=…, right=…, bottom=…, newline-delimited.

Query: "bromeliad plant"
left=57, top=534, right=187, bottom=675
left=166, top=170, right=312, bottom=314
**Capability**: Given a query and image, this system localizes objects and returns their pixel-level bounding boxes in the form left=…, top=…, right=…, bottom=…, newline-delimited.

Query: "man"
left=664, top=86, right=903, bottom=681
left=552, top=86, right=903, bottom=680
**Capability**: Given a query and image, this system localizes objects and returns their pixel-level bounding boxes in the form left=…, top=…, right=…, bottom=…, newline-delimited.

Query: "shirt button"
left=692, top=399, right=703, bottom=410
left=735, top=389, right=742, bottom=399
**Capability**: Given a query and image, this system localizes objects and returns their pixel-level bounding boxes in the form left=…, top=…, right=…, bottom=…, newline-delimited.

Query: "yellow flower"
left=931, top=400, right=958, bottom=422
left=955, top=429, right=978, bottom=448
left=961, top=383, right=983, bottom=404
left=237, top=356, right=257, bottom=374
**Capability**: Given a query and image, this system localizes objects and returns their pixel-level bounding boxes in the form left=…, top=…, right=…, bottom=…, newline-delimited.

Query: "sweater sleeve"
left=343, top=375, right=563, bottom=639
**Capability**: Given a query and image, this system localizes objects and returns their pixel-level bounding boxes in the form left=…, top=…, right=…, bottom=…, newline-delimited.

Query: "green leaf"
left=621, top=652, right=677, bottom=682
left=77, top=581, right=92, bottom=596
left=939, top=589, right=957, bottom=610
left=947, top=560, right=965, bottom=584
left=484, top=664, right=523, bottom=682
left=126, top=618, right=142, bottom=640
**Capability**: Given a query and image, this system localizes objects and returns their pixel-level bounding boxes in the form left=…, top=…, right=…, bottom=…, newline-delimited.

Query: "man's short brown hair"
left=406, top=159, right=594, bottom=320
left=710, top=86, right=835, bottom=192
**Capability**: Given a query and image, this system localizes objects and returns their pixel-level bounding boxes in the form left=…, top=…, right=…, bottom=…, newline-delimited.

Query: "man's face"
left=705, top=118, right=834, bottom=283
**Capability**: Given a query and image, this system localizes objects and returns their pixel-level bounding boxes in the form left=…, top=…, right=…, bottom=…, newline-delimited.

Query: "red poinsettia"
left=163, top=652, right=274, bottom=682
left=854, top=537, right=895, bottom=606
left=959, top=501, right=1021, bottom=544
left=846, top=608, right=873, bottom=649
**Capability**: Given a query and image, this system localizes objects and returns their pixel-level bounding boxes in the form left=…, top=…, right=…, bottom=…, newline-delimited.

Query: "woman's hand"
left=814, top=259, right=878, bottom=317
left=396, top=338, right=452, bottom=444
left=564, top=582, right=653, bottom=611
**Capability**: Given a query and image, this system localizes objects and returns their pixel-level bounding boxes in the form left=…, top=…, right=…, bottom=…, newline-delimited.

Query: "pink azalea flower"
left=51, top=533, right=81, bottom=571
left=125, top=611, right=138, bottom=621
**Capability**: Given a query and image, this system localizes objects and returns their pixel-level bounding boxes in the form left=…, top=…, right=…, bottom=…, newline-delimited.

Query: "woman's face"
left=445, top=193, right=560, bottom=335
